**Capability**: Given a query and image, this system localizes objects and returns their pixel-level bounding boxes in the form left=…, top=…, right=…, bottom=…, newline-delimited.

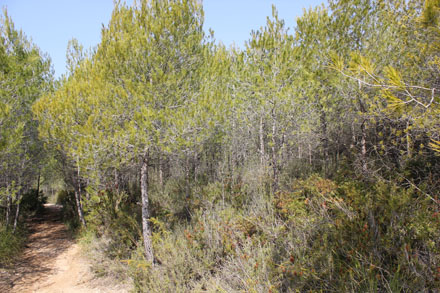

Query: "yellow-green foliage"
left=24, top=0, right=440, bottom=292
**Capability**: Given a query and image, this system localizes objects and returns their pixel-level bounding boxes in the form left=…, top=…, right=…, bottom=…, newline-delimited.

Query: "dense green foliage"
left=20, top=189, right=47, bottom=214
left=2, top=0, right=440, bottom=291
left=0, top=8, right=52, bottom=234
left=0, top=9, right=51, bottom=267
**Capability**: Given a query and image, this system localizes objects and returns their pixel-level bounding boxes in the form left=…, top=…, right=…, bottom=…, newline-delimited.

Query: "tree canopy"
left=3, top=0, right=440, bottom=291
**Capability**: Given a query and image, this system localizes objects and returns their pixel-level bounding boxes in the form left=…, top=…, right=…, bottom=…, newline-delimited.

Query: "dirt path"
left=0, top=204, right=127, bottom=293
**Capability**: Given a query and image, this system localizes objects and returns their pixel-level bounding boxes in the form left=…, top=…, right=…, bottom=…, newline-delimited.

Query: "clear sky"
left=1, top=0, right=325, bottom=78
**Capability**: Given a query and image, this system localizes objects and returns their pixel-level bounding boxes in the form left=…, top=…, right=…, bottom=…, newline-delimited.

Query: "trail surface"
left=0, top=204, right=127, bottom=293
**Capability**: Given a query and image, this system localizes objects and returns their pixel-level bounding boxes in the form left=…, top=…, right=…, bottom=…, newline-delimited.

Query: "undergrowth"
left=79, top=170, right=440, bottom=292
left=56, top=190, right=81, bottom=233
left=0, top=189, right=47, bottom=266
left=79, top=230, right=133, bottom=284
left=0, top=226, right=26, bottom=266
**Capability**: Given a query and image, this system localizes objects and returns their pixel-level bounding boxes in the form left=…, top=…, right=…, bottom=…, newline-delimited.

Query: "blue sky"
left=1, top=0, right=325, bottom=78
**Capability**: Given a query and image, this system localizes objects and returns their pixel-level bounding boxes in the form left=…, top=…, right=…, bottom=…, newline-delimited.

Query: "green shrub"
left=270, top=175, right=440, bottom=291
left=0, top=226, right=26, bottom=265
left=84, top=189, right=141, bottom=259
left=20, top=189, right=47, bottom=214
left=56, top=190, right=80, bottom=231
left=80, top=173, right=440, bottom=292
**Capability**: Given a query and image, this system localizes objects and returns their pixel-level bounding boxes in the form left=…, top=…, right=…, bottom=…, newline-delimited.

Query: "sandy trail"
left=0, top=204, right=125, bottom=293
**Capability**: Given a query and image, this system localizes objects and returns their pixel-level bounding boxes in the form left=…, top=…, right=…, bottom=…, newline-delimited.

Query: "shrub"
left=80, top=173, right=440, bottom=292
left=270, top=175, right=440, bottom=291
left=56, top=190, right=80, bottom=231
left=79, top=230, right=132, bottom=285
left=20, top=189, right=47, bottom=214
left=0, top=226, right=26, bottom=265
left=84, top=189, right=141, bottom=259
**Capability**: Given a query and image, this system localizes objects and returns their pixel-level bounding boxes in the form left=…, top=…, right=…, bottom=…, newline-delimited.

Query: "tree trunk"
left=6, top=192, right=11, bottom=227
left=350, top=121, right=357, bottom=150
left=406, top=119, right=411, bottom=158
left=193, top=152, right=198, bottom=182
left=321, top=111, right=329, bottom=176
left=12, top=193, right=21, bottom=233
left=74, top=184, right=87, bottom=228
left=280, top=133, right=286, bottom=169
left=271, top=113, right=278, bottom=193
left=185, top=155, right=191, bottom=199
left=158, top=153, right=163, bottom=188
left=114, top=169, right=119, bottom=192
left=36, top=172, right=41, bottom=197
left=141, top=154, right=154, bottom=264
left=259, top=115, right=265, bottom=169
left=231, top=120, right=237, bottom=176
left=361, top=120, right=367, bottom=172
left=74, top=159, right=87, bottom=227
left=357, top=91, right=368, bottom=173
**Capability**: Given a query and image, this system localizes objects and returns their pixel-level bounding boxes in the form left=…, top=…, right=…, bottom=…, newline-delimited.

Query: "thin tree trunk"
left=36, top=172, right=41, bottom=197
left=351, top=121, right=356, bottom=149
left=185, top=155, right=191, bottom=199
left=12, top=173, right=24, bottom=233
left=280, top=133, right=286, bottom=169
left=231, top=120, right=237, bottom=176
left=361, top=120, right=367, bottom=172
left=141, top=154, right=154, bottom=264
left=227, top=150, right=232, bottom=175
left=5, top=192, right=11, bottom=227
left=158, top=153, right=163, bottom=188
left=357, top=90, right=368, bottom=173
left=193, top=152, right=198, bottom=181
left=74, top=185, right=87, bottom=228
left=406, top=119, right=411, bottom=158
left=114, top=169, right=119, bottom=192
left=12, top=193, right=21, bottom=233
left=75, top=162, right=87, bottom=228
left=321, top=111, right=329, bottom=176
left=271, top=114, right=278, bottom=193
left=259, top=115, right=265, bottom=168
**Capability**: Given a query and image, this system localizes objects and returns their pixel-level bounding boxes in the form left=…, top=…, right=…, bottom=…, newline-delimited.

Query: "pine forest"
left=1, top=0, right=440, bottom=292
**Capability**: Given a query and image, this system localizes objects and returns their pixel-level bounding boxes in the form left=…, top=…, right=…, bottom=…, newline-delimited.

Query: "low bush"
left=79, top=172, right=440, bottom=292
left=79, top=230, right=133, bottom=286
left=270, top=175, right=440, bottom=291
left=84, top=189, right=141, bottom=259
left=20, top=189, right=47, bottom=214
left=0, top=226, right=26, bottom=266
left=56, top=190, right=80, bottom=231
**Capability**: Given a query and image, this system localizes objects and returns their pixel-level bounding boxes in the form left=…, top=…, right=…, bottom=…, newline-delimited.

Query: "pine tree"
left=0, top=9, right=52, bottom=230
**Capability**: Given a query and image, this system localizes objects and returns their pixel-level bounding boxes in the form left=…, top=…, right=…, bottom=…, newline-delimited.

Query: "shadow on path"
left=0, top=204, right=73, bottom=292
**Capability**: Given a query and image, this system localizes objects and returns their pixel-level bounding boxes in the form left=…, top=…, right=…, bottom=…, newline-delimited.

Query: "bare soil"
left=0, top=204, right=128, bottom=293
